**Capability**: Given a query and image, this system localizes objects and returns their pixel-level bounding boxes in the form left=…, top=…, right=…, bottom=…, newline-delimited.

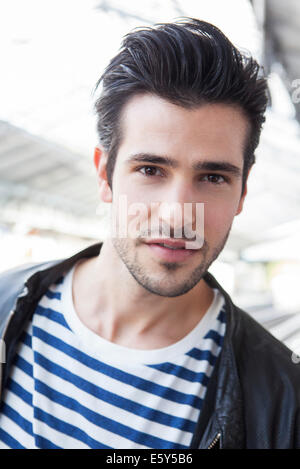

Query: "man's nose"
left=157, top=181, right=198, bottom=235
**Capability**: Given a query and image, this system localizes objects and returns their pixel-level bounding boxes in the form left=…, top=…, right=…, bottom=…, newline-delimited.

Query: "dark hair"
left=94, top=18, right=268, bottom=195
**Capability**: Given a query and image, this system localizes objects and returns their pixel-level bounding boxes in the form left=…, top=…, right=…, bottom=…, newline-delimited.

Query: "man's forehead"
left=117, top=93, right=248, bottom=168
left=120, top=92, right=248, bottom=126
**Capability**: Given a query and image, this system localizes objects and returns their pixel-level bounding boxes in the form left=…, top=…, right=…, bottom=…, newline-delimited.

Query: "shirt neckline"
left=61, top=261, right=225, bottom=365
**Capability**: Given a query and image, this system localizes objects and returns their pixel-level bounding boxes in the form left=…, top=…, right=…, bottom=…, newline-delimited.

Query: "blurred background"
left=0, top=0, right=300, bottom=354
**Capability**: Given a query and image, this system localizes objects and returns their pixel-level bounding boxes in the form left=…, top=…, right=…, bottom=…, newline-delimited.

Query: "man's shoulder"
left=0, top=259, right=60, bottom=291
left=0, top=259, right=61, bottom=328
left=229, top=303, right=300, bottom=447
left=232, top=303, right=300, bottom=387
left=0, top=243, right=101, bottom=332
left=205, top=270, right=299, bottom=381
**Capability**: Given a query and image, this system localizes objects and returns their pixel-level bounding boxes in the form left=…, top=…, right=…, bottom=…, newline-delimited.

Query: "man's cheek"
left=204, top=211, right=229, bottom=236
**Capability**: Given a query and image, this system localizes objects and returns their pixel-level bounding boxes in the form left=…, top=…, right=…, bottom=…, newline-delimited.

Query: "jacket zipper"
left=207, top=432, right=221, bottom=449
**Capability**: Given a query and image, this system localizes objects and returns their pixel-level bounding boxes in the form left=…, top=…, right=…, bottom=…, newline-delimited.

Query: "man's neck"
left=71, top=240, right=214, bottom=349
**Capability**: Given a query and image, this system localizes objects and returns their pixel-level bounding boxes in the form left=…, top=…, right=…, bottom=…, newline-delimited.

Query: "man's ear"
left=94, top=146, right=112, bottom=203
left=235, top=166, right=252, bottom=216
left=235, top=186, right=247, bottom=215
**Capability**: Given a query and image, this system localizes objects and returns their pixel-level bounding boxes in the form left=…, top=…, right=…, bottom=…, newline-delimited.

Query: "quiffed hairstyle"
left=94, top=18, right=269, bottom=194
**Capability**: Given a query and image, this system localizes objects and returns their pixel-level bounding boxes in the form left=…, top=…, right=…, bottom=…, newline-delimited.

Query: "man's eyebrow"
left=127, top=153, right=179, bottom=168
left=126, top=153, right=242, bottom=177
left=192, top=160, right=242, bottom=177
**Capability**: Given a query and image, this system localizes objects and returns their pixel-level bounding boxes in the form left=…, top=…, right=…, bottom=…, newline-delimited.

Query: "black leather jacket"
left=0, top=243, right=299, bottom=449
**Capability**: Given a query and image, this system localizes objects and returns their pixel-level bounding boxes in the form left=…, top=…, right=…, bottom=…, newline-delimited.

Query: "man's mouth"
left=145, top=238, right=189, bottom=249
left=144, top=239, right=199, bottom=262
left=153, top=243, right=186, bottom=250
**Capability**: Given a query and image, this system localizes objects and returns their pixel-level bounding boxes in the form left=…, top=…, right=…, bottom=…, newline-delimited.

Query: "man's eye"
left=201, top=174, right=226, bottom=184
left=137, top=166, right=163, bottom=177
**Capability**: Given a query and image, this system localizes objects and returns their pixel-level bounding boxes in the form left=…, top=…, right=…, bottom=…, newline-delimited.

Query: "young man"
left=0, top=18, right=299, bottom=449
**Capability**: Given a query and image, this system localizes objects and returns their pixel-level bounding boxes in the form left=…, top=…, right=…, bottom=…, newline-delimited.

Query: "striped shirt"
left=0, top=263, right=226, bottom=449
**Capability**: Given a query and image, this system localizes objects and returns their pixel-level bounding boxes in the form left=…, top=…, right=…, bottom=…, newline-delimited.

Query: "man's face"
left=105, top=94, right=249, bottom=297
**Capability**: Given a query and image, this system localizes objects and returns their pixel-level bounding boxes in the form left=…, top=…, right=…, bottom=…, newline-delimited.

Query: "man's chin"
left=131, top=268, right=206, bottom=297
left=112, top=237, right=210, bottom=296
left=137, top=281, right=202, bottom=298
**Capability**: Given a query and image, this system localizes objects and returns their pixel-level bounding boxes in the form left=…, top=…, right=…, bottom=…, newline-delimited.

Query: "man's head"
left=94, top=18, right=268, bottom=196
left=93, top=18, right=268, bottom=298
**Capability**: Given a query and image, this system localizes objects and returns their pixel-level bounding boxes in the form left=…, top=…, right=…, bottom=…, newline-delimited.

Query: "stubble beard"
left=111, top=228, right=231, bottom=298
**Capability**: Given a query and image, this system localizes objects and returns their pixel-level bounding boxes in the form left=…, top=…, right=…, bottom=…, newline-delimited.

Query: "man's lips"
left=144, top=239, right=200, bottom=262
left=144, top=238, right=188, bottom=249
